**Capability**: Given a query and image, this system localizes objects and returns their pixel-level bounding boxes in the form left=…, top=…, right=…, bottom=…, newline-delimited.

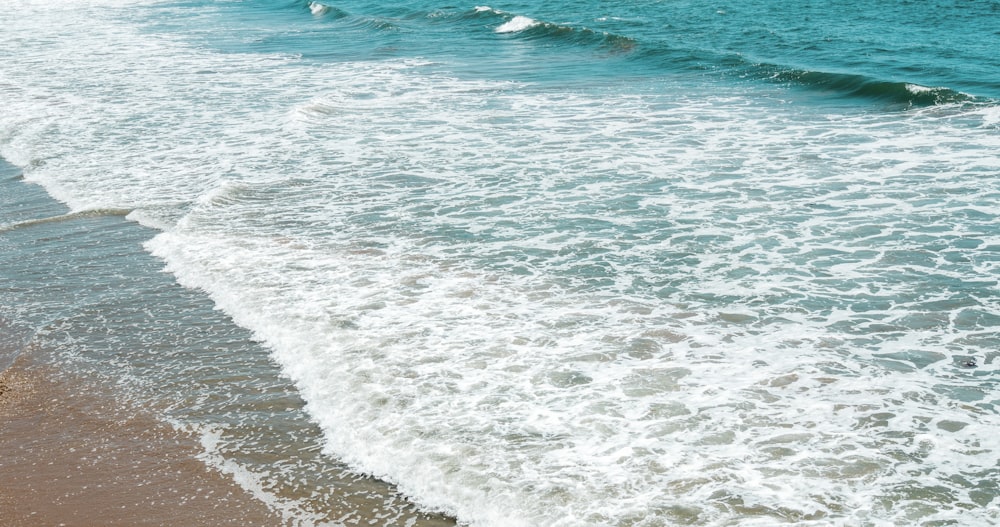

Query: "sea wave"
left=278, top=3, right=982, bottom=107
left=0, top=208, right=133, bottom=233
left=464, top=6, right=637, bottom=53
left=638, top=46, right=985, bottom=108
left=495, top=15, right=537, bottom=34
left=307, top=2, right=347, bottom=19
left=765, top=67, right=976, bottom=107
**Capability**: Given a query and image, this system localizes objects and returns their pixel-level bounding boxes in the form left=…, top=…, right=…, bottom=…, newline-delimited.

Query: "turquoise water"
left=2, top=0, right=999, bottom=525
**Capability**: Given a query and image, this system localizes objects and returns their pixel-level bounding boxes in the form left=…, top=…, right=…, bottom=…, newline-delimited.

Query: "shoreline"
left=0, top=353, right=285, bottom=527
left=0, top=159, right=458, bottom=527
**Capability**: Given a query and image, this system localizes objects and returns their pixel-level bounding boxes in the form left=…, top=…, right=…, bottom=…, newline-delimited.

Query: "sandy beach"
left=0, top=163, right=457, bottom=527
left=0, top=163, right=285, bottom=526
left=0, top=352, right=285, bottom=527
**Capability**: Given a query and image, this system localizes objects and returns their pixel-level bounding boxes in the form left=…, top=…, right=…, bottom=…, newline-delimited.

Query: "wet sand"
left=0, top=160, right=458, bottom=527
left=0, top=165, right=282, bottom=525
left=0, top=163, right=280, bottom=525
left=0, top=354, right=285, bottom=527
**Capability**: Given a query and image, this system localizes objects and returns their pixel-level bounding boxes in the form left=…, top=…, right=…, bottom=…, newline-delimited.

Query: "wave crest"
left=772, top=68, right=975, bottom=107
left=495, top=15, right=538, bottom=34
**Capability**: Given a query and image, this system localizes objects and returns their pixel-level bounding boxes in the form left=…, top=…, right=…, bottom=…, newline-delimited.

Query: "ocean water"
left=2, top=0, right=999, bottom=526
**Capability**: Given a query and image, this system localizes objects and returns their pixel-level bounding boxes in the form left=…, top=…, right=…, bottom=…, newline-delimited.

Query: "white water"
left=2, top=1, right=999, bottom=526
left=495, top=15, right=539, bottom=33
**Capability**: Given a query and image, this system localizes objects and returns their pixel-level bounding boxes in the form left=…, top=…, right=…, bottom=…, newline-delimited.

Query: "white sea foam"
left=905, top=83, right=934, bottom=94
left=496, top=15, right=538, bottom=34
left=2, top=1, right=1000, bottom=526
left=981, top=105, right=1000, bottom=128
left=309, top=2, right=329, bottom=16
left=151, top=76, right=1000, bottom=524
left=191, top=424, right=329, bottom=527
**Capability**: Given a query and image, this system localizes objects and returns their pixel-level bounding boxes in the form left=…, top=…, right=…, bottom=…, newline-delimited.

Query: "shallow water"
left=0, top=163, right=453, bottom=526
left=2, top=1, right=999, bottom=525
